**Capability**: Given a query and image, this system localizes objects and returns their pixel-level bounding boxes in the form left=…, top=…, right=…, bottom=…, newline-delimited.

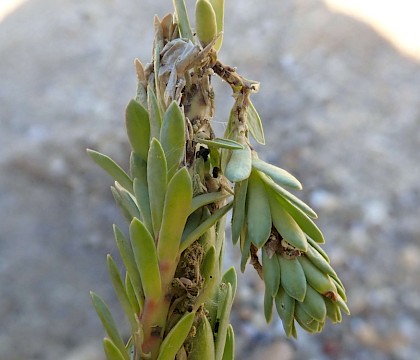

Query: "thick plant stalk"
left=89, top=1, right=349, bottom=359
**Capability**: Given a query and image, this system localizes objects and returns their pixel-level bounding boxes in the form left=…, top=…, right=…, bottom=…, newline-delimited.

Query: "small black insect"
left=196, top=146, right=210, bottom=161
left=212, top=166, right=220, bottom=178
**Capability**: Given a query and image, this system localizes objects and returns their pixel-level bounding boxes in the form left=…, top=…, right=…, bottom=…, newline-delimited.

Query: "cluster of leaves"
left=88, top=0, right=349, bottom=359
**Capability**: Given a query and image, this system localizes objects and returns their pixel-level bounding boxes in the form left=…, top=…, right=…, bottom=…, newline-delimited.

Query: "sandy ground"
left=1, top=0, right=420, bottom=359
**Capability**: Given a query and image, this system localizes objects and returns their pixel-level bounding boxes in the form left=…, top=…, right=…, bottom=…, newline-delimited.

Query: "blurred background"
left=1, top=0, right=419, bottom=359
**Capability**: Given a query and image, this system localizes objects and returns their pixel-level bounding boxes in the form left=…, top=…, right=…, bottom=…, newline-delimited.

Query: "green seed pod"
left=195, top=0, right=218, bottom=47
left=195, top=0, right=217, bottom=47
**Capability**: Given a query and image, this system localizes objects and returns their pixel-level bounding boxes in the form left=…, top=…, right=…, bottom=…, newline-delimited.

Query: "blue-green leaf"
left=268, top=189, right=308, bottom=252
left=262, top=174, right=317, bottom=219
left=103, top=338, right=127, bottom=360
left=87, top=149, right=133, bottom=193
left=147, top=138, right=168, bottom=238
left=215, top=284, right=233, bottom=360
left=113, top=225, right=144, bottom=309
left=231, top=179, right=248, bottom=245
left=262, top=248, right=280, bottom=297
left=160, top=101, right=186, bottom=179
left=157, top=311, right=196, bottom=360
left=246, top=171, right=271, bottom=247
left=246, top=100, right=265, bottom=145
left=189, top=315, right=215, bottom=360
left=190, top=191, right=230, bottom=215
left=158, top=168, right=192, bottom=262
left=90, top=292, right=129, bottom=360
left=263, top=286, right=274, bottom=323
left=198, top=138, right=243, bottom=150
left=107, top=255, right=137, bottom=332
left=125, top=99, right=150, bottom=161
left=180, top=202, right=232, bottom=252
left=222, top=267, right=237, bottom=298
left=147, top=84, right=162, bottom=139
left=221, top=324, right=234, bottom=360
left=125, top=272, right=140, bottom=315
left=131, top=153, right=154, bottom=236
left=252, top=159, right=302, bottom=190
left=130, top=218, right=162, bottom=300
left=173, top=0, right=194, bottom=42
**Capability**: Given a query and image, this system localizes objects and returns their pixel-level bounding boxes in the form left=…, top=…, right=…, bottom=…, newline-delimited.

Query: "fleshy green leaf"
left=173, top=0, right=194, bottom=42
left=131, top=153, right=154, bottom=236
left=125, top=272, right=140, bottom=315
left=107, top=255, right=137, bottom=332
left=224, top=144, right=252, bottom=183
left=246, top=171, right=271, bottom=247
left=190, top=191, right=230, bottom=215
left=189, top=315, right=215, bottom=360
left=246, top=100, right=265, bottom=145
left=130, top=218, right=162, bottom=300
left=300, top=285, right=327, bottom=323
left=87, top=149, right=133, bottom=193
left=147, top=138, right=168, bottom=238
left=209, top=0, right=225, bottom=52
left=307, top=235, right=329, bottom=259
left=252, top=159, right=302, bottom=190
left=262, top=249, right=280, bottom=297
left=111, top=187, right=134, bottom=223
left=158, top=168, right=192, bottom=262
left=194, top=245, right=218, bottom=310
left=262, top=174, right=317, bottom=219
left=183, top=208, right=206, bottom=242
left=295, top=302, right=322, bottom=333
left=90, top=292, right=129, bottom=360
left=125, top=99, right=150, bottom=161
left=275, top=286, right=295, bottom=337
left=180, top=202, right=232, bottom=252
left=160, top=101, right=186, bottom=179
left=215, top=284, right=233, bottom=360
left=268, top=189, right=308, bottom=252
left=221, top=324, right=234, bottom=360
left=113, top=225, right=144, bottom=309
left=103, top=338, right=127, bottom=360
left=147, top=84, right=162, bottom=139
left=263, top=286, right=274, bottom=323
left=114, top=182, right=141, bottom=221
left=221, top=267, right=237, bottom=298
left=240, top=228, right=251, bottom=273
left=274, top=190, right=325, bottom=243
left=157, top=311, right=196, bottom=360
left=198, top=138, right=243, bottom=150
left=278, top=256, right=307, bottom=302
left=231, top=179, right=248, bottom=245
